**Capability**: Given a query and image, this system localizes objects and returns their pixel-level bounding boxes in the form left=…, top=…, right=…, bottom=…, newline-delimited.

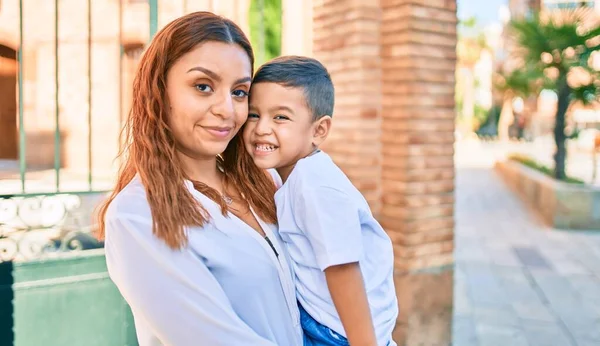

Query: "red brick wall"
left=380, top=0, right=456, bottom=273
left=312, top=0, right=383, bottom=214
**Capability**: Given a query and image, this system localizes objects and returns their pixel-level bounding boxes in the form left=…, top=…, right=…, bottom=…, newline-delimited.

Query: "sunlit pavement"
left=452, top=139, right=600, bottom=346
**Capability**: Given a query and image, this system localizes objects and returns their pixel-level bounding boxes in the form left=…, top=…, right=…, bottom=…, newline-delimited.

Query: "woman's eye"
left=274, top=115, right=289, bottom=120
left=247, top=113, right=259, bottom=119
left=195, top=84, right=213, bottom=92
left=232, top=90, right=249, bottom=98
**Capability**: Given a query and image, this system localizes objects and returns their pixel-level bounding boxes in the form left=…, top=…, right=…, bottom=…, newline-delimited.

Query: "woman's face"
left=166, top=41, right=252, bottom=160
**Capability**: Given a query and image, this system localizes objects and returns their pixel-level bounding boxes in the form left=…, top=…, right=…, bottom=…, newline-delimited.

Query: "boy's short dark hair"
left=252, top=56, right=334, bottom=121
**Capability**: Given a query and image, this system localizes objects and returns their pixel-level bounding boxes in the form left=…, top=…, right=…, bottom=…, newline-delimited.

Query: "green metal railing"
left=13, top=0, right=159, bottom=195
left=54, top=0, right=60, bottom=191
left=17, top=0, right=25, bottom=193
left=1, top=0, right=160, bottom=263
left=87, top=0, right=92, bottom=190
left=150, top=0, right=158, bottom=40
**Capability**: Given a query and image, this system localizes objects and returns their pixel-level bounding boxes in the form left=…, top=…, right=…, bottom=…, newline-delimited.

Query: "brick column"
left=380, top=0, right=456, bottom=344
left=313, top=0, right=457, bottom=344
left=312, top=0, right=382, bottom=213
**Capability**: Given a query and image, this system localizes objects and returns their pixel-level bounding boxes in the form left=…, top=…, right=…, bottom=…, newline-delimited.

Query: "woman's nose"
left=212, top=93, right=235, bottom=119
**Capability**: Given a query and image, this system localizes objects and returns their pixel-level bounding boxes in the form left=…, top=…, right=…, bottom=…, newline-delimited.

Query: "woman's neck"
left=178, top=151, right=220, bottom=187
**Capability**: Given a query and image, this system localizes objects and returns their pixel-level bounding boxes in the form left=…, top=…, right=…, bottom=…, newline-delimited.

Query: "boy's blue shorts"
left=299, top=303, right=349, bottom=346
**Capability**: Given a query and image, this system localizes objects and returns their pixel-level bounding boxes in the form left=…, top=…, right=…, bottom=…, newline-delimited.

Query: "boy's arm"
left=325, top=263, right=377, bottom=346
left=292, top=185, right=376, bottom=345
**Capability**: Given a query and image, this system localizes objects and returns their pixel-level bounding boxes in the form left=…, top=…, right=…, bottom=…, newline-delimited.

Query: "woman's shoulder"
left=105, top=176, right=152, bottom=223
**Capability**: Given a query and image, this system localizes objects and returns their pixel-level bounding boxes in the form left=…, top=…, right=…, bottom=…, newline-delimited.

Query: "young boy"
left=243, top=56, right=398, bottom=346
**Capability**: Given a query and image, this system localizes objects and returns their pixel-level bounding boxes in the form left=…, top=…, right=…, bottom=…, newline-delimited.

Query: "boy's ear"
left=312, top=115, right=332, bottom=147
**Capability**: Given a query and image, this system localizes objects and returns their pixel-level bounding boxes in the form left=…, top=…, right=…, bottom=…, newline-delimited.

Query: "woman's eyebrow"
left=235, top=77, right=252, bottom=85
left=187, top=66, right=251, bottom=86
left=187, top=66, right=220, bottom=81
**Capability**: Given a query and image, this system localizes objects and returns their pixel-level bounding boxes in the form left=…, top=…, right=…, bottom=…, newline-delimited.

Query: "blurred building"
left=0, top=0, right=250, bottom=173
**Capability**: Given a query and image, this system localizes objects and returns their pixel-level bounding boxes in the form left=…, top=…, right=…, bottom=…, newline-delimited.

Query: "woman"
left=97, top=12, right=302, bottom=346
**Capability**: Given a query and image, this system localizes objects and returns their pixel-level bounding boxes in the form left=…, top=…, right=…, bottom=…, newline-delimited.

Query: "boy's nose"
left=255, top=119, right=272, bottom=135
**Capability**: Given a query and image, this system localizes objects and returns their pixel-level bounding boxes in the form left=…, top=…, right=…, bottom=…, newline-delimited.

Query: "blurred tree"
left=493, top=65, right=544, bottom=140
left=249, top=0, right=282, bottom=67
left=509, top=8, right=600, bottom=180
left=457, top=17, right=489, bottom=133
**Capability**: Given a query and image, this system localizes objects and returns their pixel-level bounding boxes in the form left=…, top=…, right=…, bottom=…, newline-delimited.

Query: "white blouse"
left=104, top=175, right=302, bottom=346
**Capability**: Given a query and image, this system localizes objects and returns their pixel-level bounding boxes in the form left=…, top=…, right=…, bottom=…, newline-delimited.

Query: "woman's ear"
left=312, top=115, right=332, bottom=147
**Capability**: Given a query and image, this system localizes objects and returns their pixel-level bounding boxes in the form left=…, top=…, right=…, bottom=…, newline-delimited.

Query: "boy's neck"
left=276, top=148, right=321, bottom=184
left=276, top=164, right=295, bottom=184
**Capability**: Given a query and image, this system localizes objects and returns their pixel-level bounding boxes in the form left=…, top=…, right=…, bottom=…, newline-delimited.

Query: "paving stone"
left=471, top=306, right=520, bottom=327
left=475, top=324, right=529, bottom=346
left=452, top=316, right=478, bottom=346
left=454, top=164, right=600, bottom=346
left=512, top=302, right=557, bottom=322
left=513, top=246, right=553, bottom=270
left=520, top=321, right=575, bottom=346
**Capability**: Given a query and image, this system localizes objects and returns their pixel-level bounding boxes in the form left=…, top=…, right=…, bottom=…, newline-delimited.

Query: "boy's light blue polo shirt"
left=274, top=151, right=399, bottom=346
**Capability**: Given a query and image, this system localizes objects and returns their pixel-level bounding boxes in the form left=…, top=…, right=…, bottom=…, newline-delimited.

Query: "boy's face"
left=243, top=82, right=317, bottom=180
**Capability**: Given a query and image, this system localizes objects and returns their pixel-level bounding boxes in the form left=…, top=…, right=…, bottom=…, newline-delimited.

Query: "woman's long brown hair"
left=96, top=12, right=276, bottom=249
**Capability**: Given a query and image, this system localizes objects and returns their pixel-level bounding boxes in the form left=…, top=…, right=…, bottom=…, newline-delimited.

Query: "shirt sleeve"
left=104, top=214, right=275, bottom=346
left=292, top=185, right=363, bottom=271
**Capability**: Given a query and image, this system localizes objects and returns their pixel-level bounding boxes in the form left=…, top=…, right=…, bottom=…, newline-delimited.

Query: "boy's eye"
left=247, top=113, right=259, bottom=119
left=195, top=84, right=213, bottom=93
left=274, top=115, right=289, bottom=120
left=232, top=90, right=249, bottom=98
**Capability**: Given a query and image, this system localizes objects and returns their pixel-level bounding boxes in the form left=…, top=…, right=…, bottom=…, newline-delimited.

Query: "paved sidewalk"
left=452, top=166, right=600, bottom=346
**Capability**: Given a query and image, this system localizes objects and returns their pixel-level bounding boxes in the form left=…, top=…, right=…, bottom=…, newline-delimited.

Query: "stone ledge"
left=495, top=159, right=600, bottom=230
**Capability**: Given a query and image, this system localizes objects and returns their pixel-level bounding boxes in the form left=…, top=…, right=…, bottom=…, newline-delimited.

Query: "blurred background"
left=1, top=0, right=600, bottom=345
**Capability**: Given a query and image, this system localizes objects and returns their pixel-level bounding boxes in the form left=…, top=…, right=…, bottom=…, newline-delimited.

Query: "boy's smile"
left=253, top=141, right=279, bottom=155
left=243, top=82, right=316, bottom=181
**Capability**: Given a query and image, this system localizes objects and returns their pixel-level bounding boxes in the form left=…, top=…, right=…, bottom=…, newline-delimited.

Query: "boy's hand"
left=325, top=262, right=377, bottom=346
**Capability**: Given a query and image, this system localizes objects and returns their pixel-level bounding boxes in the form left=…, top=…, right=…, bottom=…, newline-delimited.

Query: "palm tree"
left=509, top=8, right=600, bottom=180
left=457, top=17, right=489, bottom=133
left=494, top=66, right=544, bottom=140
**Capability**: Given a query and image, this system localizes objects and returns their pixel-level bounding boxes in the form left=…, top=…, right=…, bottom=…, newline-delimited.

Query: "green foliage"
left=474, top=104, right=490, bottom=126
left=508, top=154, right=585, bottom=184
left=508, top=8, right=600, bottom=104
left=572, top=81, right=600, bottom=103
left=460, top=16, right=478, bottom=29
left=249, top=0, right=282, bottom=67
left=494, top=66, right=545, bottom=99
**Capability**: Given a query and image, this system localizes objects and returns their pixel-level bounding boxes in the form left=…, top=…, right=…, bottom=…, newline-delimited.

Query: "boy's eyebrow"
left=269, top=105, right=294, bottom=114
left=248, top=105, right=295, bottom=114
left=187, top=66, right=251, bottom=84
